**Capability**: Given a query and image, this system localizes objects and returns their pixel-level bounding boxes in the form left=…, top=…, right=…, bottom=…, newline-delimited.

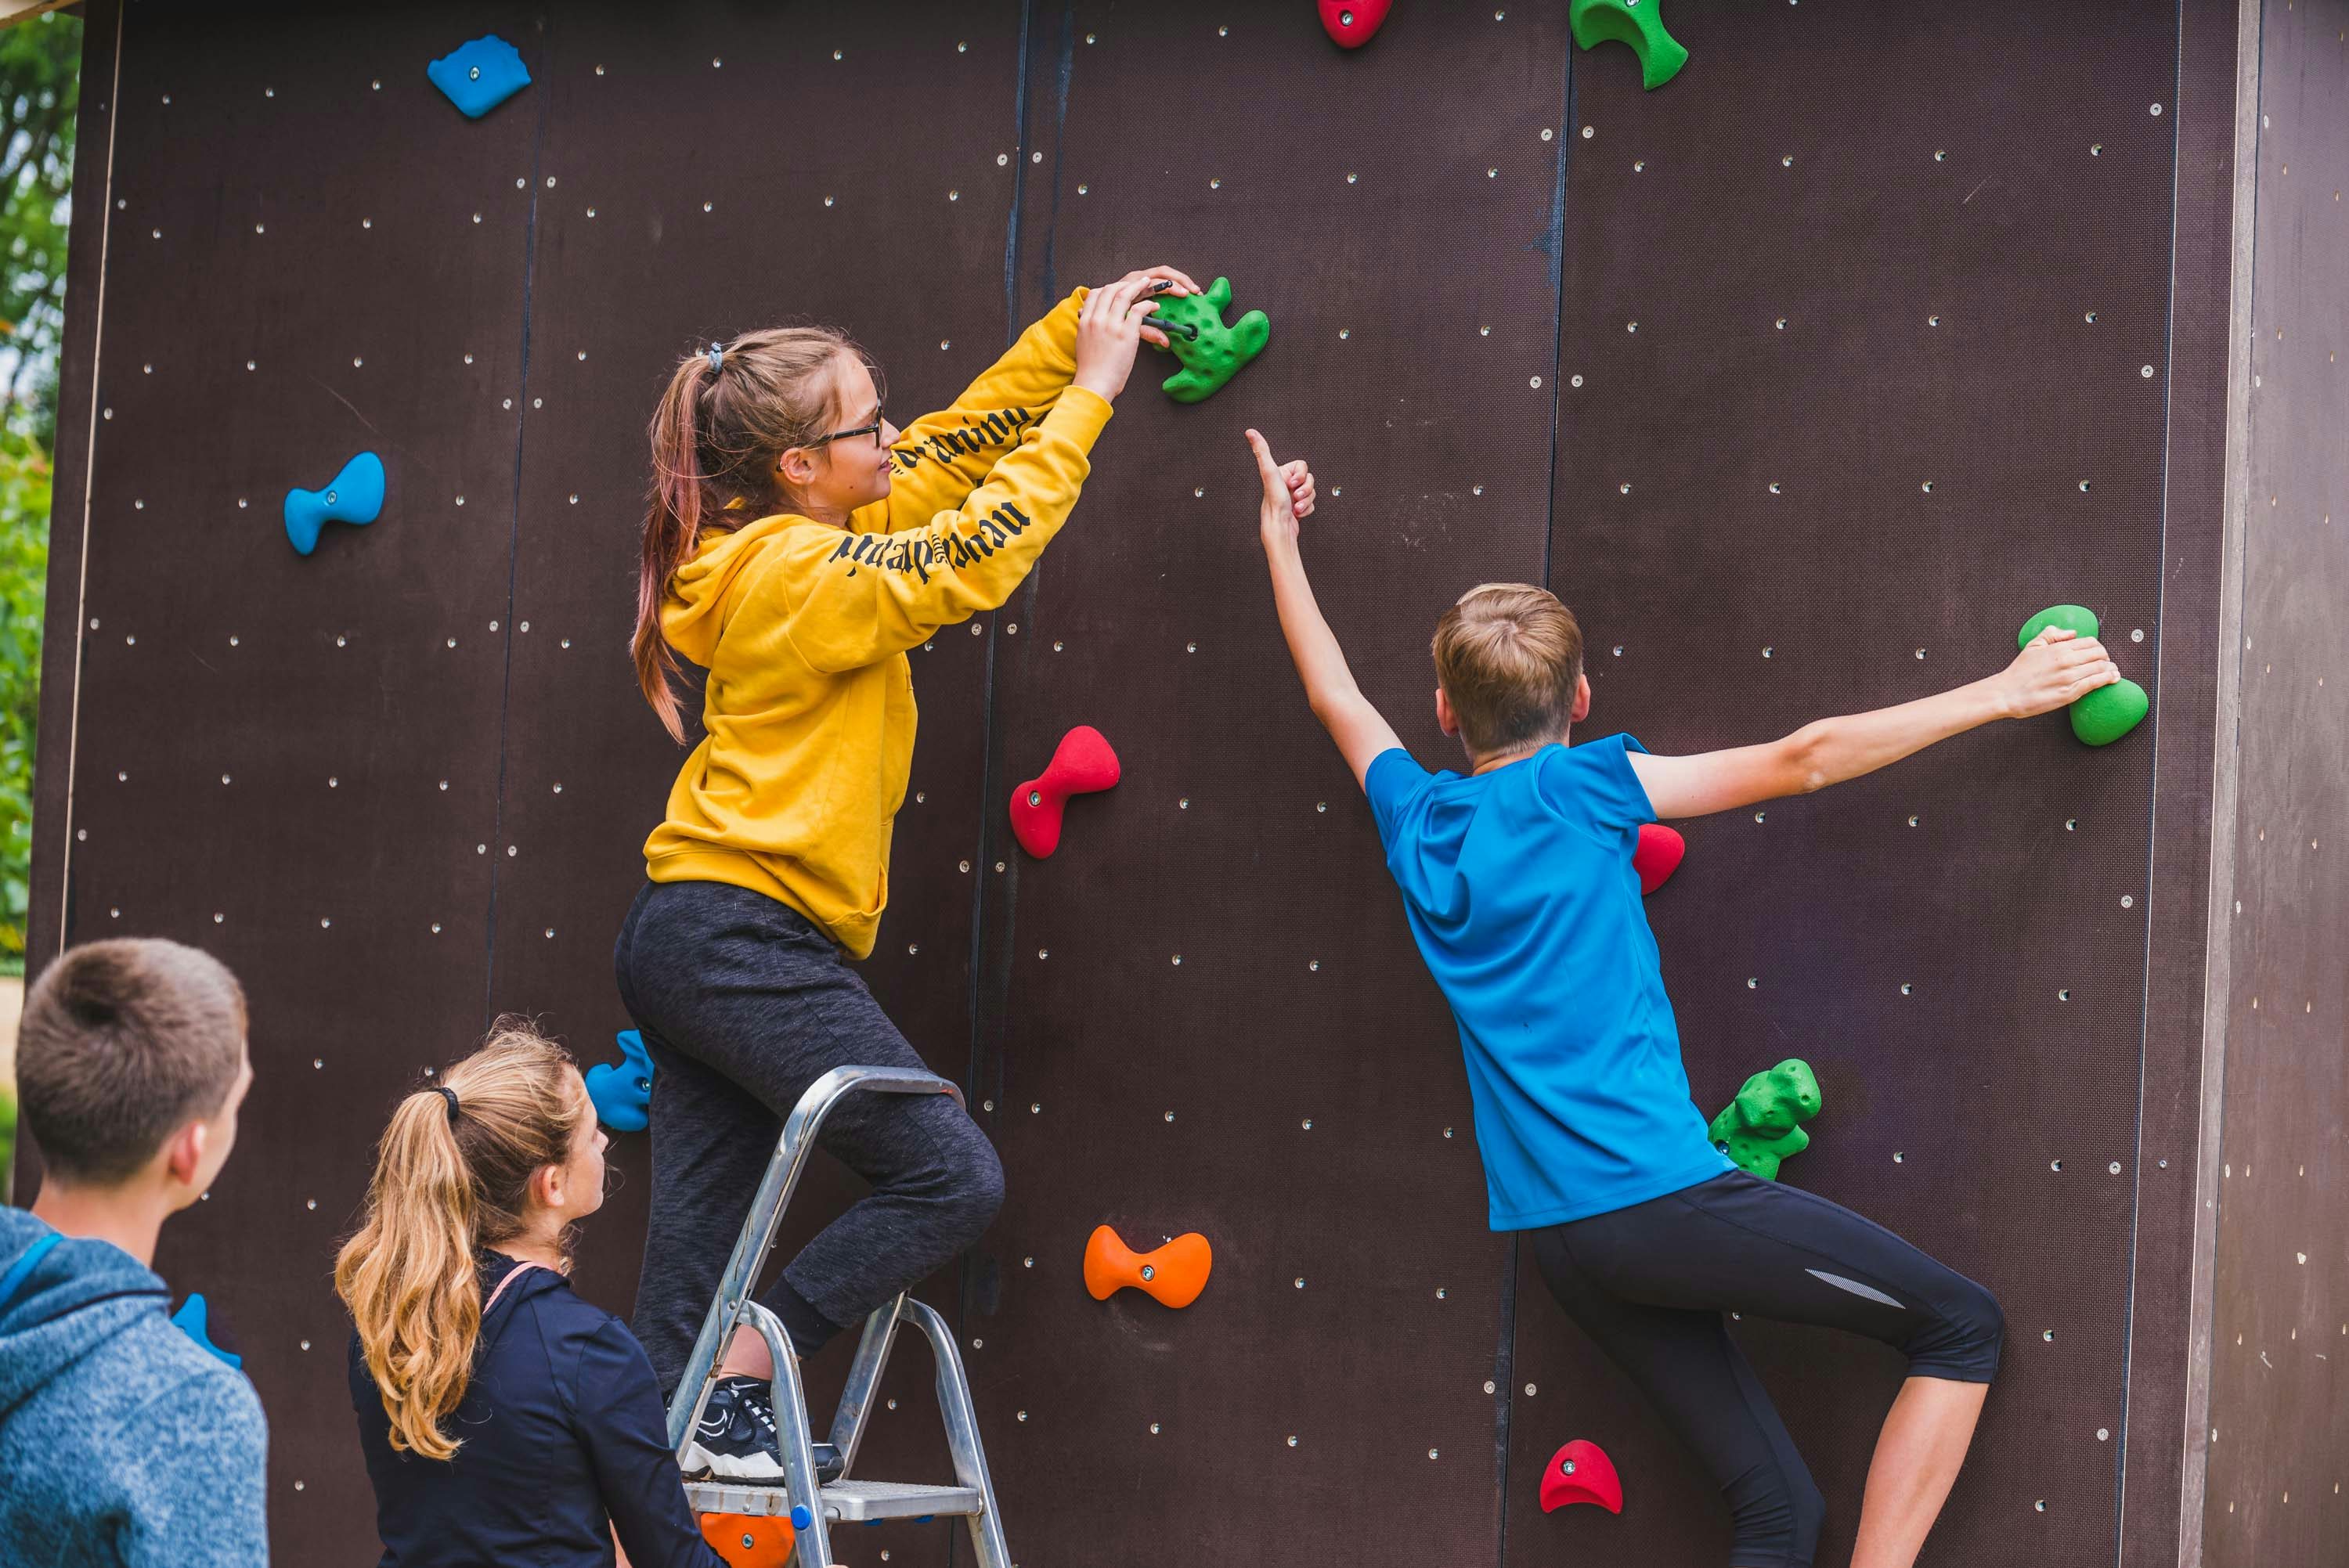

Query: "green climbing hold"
left=2017, top=604, right=2149, bottom=746
left=2016, top=603, right=2101, bottom=648
left=1569, top=0, right=1689, bottom=91
left=2069, top=678, right=2149, bottom=746
left=1707, top=1059, right=1821, bottom=1181
left=1147, top=276, right=1268, bottom=404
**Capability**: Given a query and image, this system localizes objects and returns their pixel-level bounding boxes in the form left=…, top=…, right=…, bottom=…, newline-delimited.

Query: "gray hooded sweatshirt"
left=0, top=1205, right=269, bottom=1565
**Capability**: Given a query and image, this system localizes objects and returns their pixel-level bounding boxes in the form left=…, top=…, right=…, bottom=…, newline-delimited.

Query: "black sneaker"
left=680, top=1375, right=788, bottom=1483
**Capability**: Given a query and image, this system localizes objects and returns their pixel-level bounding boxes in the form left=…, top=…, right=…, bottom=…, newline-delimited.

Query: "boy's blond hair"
left=1431, top=583, right=1584, bottom=753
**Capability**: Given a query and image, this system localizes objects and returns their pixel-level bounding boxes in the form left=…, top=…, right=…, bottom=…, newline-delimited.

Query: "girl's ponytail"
left=334, top=1021, right=583, bottom=1462
left=334, top=1090, right=483, bottom=1461
left=635, top=352, right=717, bottom=744
left=633, top=326, right=869, bottom=744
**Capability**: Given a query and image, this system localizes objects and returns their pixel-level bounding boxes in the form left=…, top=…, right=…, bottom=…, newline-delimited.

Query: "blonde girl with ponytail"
left=337, top=1020, right=724, bottom=1568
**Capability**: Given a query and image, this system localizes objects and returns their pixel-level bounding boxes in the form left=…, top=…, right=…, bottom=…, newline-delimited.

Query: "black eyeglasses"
left=804, top=406, right=886, bottom=449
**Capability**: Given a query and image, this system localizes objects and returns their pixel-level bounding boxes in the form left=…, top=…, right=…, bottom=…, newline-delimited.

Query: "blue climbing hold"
left=171, top=1293, right=243, bottom=1370
left=427, top=34, right=531, bottom=120
left=585, top=1029, right=656, bottom=1133
left=284, top=451, right=384, bottom=556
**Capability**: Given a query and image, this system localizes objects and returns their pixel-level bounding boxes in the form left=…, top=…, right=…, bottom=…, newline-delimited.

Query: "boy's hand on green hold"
left=1998, top=626, right=2120, bottom=720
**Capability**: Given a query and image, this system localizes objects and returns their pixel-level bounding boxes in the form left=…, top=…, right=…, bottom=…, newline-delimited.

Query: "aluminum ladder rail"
left=664, top=1065, right=1010, bottom=1568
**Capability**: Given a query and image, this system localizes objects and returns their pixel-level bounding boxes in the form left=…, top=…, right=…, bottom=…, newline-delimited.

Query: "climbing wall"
left=2199, top=0, right=2349, bottom=1560
left=18, top=2, right=2305, bottom=1566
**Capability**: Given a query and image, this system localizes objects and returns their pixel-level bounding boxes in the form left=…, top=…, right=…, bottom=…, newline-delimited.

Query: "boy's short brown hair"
left=1431, top=582, right=1585, bottom=753
left=17, top=939, right=248, bottom=1184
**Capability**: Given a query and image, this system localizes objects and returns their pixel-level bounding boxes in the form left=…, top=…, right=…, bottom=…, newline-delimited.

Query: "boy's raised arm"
left=1248, top=430, right=1402, bottom=788
left=1628, top=629, right=2120, bottom=820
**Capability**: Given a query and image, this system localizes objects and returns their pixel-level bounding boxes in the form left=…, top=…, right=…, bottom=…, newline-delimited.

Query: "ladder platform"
left=684, top=1480, right=799, bottom=1518
left=681, top=1479, right=986, bottom=1523
left=822, top=1480, right=985, bottom=1521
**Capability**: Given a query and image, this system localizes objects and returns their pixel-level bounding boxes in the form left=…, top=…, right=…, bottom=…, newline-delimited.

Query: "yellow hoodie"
left=643, top=290, right=1108, bottom=958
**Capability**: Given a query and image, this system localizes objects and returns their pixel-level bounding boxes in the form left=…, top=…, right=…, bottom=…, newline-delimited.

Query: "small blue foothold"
left=427, top=34, right=530, bottom=119
left=789, top=1505, right=814, bottom=1531
left=284, top=451, right=384, bottom=556
left=171, top=1293, right=243, bottom=1370
left=585, top=1029, right=656, bottom=1133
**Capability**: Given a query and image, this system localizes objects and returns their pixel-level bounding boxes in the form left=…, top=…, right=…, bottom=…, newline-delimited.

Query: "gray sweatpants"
left=613, top=879, right=1004, bottom=1395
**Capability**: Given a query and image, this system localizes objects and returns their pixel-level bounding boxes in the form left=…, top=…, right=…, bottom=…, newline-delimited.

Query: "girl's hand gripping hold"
left=1073, top=266, right=1201, bottom=401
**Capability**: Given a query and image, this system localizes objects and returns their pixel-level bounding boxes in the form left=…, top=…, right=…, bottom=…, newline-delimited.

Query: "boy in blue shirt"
left=1243, top=431, right=2121, bottom=1568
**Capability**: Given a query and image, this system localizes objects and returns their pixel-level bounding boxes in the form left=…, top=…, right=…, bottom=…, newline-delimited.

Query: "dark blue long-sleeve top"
left=349, top=1249, right=725, bottom=1568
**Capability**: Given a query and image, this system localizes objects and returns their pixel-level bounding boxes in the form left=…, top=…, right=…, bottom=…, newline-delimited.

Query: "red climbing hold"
left=1011, top=726, right=1120, bottom=858
left=1633, top=823, right=1684, bottom=895
left=1539, top=1439, right=1623, bottom=1514
left=1319, top=0, right=1392, bottom=49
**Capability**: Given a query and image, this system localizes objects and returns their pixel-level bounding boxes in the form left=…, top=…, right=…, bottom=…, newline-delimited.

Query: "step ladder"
left=664, top=1065, right=1011, bottom=1568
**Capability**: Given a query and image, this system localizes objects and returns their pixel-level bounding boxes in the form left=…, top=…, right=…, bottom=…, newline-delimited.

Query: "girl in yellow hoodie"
left=613, top=268, right=1193, bottom=1481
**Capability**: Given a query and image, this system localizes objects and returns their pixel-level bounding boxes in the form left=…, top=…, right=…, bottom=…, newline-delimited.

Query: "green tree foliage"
left=1, top=438, right=47, bottom=972
left=0, top=9, right=79, bottom=975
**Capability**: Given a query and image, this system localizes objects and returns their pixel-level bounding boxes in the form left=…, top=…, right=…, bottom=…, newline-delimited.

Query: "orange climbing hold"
left=699, top=1511, right=795, bottom=1567
left=1539, top=1438, right=1624, bottom=1514
left=1084, top=1224, right=1214, bottom=1309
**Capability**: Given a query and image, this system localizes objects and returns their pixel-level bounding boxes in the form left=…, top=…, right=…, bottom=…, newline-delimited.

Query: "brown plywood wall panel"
left=968, top=5, right=1573, bottom=1566
left=23, top=4, right=1023, bottom=1563
left=2201, top=1, right=2349, bottom=1563
left=1516, top=3, right=2229, bottom=1566
left=2123, top=2, right=2246, bottom=1563
left=23, top=5, right=543, bottom=1559
left=489, top=12, right=1034, bottom=1564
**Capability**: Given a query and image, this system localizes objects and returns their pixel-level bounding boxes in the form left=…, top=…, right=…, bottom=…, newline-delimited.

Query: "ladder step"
left=682, top=1478, right=987, bottom=1523
left=684, top=1480, right=800, bottom=1519
left=821, top=1480, right=985, bottom=1521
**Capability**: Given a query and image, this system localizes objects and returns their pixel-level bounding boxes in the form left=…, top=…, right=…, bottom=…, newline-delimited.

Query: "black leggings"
left=1531, top=1171, right=2003, bottom=1568
left=614, top=881, right=1005, bottom=1394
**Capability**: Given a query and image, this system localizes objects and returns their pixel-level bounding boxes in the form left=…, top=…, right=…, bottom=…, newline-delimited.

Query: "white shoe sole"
left=679, top=1437, right=791, bottom=1484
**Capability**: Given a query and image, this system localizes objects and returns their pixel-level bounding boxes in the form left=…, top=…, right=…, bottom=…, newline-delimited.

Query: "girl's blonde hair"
left=334, top=1018, right=586, bottom=1462
left=634, top=326, right=882, bottom=743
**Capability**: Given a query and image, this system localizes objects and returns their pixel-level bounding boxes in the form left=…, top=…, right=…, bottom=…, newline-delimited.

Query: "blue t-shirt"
left=1366, top=735, right=1734, bottom=1229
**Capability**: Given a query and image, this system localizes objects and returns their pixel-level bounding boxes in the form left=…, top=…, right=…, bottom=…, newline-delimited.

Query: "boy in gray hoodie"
left=0, top=938, right=266, bottom=1565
